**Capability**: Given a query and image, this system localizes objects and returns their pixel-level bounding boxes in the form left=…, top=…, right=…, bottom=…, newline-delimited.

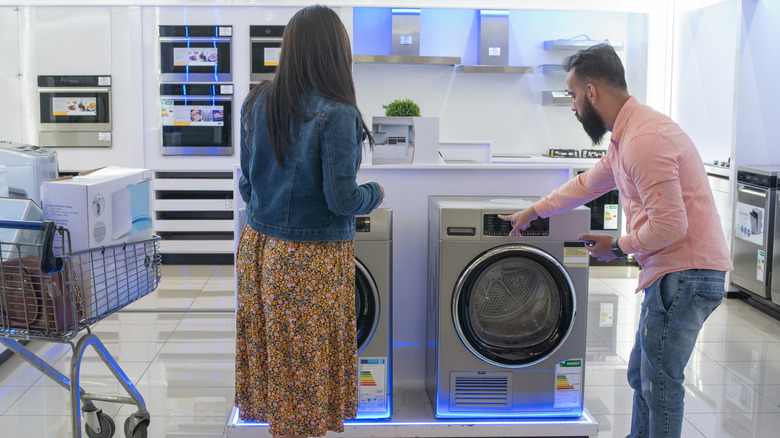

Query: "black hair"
left=243, top=4, right=373, bottom=165
left=563, top=43, right=627, bottom=91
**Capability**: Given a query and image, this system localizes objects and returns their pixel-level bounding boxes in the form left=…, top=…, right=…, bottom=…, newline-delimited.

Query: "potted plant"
left=372, top=99, right=439, bottom=165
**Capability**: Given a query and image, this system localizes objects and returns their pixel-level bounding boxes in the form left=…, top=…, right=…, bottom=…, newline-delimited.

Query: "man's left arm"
left=618, top=135, right=688, bottom=255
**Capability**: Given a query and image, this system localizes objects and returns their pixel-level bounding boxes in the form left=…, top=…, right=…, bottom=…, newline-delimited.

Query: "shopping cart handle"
left=0, top=220, right=63, bottom=273
left=40, top=221, right=63, bottom=273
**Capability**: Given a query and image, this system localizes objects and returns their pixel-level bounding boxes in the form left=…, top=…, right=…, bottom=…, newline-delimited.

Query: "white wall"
left=671, top=0, right=740, bottom=166
left=0, top=7, right=22, bottom=143
left=734, top=0, right=780, bottom=167
left=354, top=8, right=643, bottom=156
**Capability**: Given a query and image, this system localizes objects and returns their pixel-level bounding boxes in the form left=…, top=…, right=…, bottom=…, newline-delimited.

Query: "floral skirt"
left=234, top=224, right=358, bottom=436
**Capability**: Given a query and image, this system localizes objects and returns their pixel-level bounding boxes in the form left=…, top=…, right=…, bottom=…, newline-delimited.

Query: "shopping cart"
left=0, top=219, right=161, bottom=438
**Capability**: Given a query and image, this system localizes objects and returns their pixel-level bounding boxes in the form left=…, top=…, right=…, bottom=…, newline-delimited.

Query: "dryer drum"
left=469, top=258, right=560, bottom=347
left=453, top=246, right=575, bottom=367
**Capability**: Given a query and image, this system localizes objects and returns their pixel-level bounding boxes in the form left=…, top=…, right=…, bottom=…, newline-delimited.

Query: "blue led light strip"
left=391, top=8, right=421, bottom=15
left=481, top=10, right=509, bottom=16
left=213, top=26, right=218, bottom=82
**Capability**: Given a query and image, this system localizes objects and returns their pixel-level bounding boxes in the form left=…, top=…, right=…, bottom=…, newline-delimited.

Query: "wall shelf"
left=543, top=39, right=624, bottom=51
left=539, top=64, right=567, bottom=76
left=543, top=90, right=573, bottom=106
left=354, top=54, right=461, bottom=65
left=457, top=65, right=534, bottom=74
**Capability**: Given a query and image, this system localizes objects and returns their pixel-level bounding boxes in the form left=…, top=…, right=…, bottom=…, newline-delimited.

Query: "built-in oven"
left=159, top=25, right=233, bottom=82
left=160, top=83, right=233, bottom=156
left=250, top=25, right=284, bottom=82
left=731, top=165, right=779, bottom=300
left=574, top=168, right=621, bottom=239
left=38, top=75, right=111, bottom=147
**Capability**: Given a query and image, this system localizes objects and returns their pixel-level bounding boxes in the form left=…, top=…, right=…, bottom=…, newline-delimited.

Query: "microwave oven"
left=250, top=25, right=284, bottom=82
left=160, top=83, right=233, bottom=156
left=159, top=25, right=233, bottom=82
left=38, top=75, right=112, bottom=147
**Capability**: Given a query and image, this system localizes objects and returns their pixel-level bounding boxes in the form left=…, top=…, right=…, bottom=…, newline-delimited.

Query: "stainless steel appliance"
left=250, top=25, right=284, bottom=82
left=0, top=142, right=58, bottom=205
left=160, top=83, right=233, bottom=156
left=574, top=168, right=621, bottom=241
left=731, top=165, right=780, bottom=299
left=354, top=208, right=393, bottom=419
left=427, top=196, right=589, bottom=418
left=159, top=26, right=233, bottom=82
left=159, top=25, right=233, bottom=82
left=37, top=75, right=111, bottom=148
left=772, top=177, right=780, bottom=306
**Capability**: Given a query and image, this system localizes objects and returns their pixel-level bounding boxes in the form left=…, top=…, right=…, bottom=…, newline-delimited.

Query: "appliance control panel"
left=548, top=148, right=578, bottom=158
left=737, top=170, right=776, bottom=189
left=482, top=214, right=549, bottom=237
left=356, top=216, right=371, bottom=233
left=580, top=149, right=606, bottom=158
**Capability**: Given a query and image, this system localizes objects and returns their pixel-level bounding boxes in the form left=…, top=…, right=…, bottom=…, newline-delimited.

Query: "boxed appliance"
left=0, top=142, right=59, bottom=205
left=41, top=166, right=153, bottom=252
left=0, top=198, right=44, bottom=260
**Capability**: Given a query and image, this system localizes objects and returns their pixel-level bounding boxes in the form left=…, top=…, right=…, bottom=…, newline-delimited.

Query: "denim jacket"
left=239, top=88, right=382, bottom=242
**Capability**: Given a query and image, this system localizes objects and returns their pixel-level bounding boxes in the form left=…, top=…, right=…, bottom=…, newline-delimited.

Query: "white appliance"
left=427, top=196, right=589, bottom=418
left=354, top=208, right=393, bottom=419
left=0, top=142, right=58, bottom=205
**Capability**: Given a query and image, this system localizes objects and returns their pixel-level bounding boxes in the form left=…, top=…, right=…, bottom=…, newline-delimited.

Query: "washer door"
left=355, top=258, right=380, bottom=354
left=453, top=244, right=576, bottom=368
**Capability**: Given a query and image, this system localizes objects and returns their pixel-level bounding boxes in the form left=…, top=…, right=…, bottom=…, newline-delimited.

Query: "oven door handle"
left=38, top=87, right=110, bottom=94
left=737, top=184, right=768, bottom=198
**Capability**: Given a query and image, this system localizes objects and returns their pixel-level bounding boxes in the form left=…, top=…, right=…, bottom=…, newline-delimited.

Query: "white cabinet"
left=153, top=171, right=235, bottom=263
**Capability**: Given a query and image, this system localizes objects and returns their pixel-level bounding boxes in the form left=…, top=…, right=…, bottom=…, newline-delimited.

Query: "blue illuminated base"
left=224, top=382, right=598, bottom=437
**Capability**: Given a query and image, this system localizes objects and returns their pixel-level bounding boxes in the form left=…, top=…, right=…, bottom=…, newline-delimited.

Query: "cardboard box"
left=41, top=166, right=153, bottom=252
left=0, top=198, right=44, bottom=260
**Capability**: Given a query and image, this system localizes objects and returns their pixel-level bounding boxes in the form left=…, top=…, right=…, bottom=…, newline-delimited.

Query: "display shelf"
left=153, top=170, right=234, bottom=263
left=457, top=65, right=534, bottom=74
left=539, top=64, right=567, bottom=76
left=354, top=54, right=461, bottom=65
left=543, top=38, right=624, bottom=50
left=225, top=383, right=598, bottom=437
left=543, top=90, right=573, bottom=106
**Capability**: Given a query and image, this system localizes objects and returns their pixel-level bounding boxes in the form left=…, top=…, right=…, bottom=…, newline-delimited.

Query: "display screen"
left=39, top=92, right=109, bottom=124
left=161, top=98, right=232, bottom=148
left=483, top=214, right=549, bottom=237
left=251, top=41, right=281, bottom=74
left=160, top=41, right=231, bottom=74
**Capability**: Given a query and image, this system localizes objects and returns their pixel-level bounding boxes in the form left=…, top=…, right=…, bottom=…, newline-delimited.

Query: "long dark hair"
left=243, top=4, right=373, bottom=165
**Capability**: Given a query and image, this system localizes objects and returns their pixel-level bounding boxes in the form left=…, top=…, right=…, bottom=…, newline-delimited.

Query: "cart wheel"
left=85, top=412, right=116, bottom=438
left=124, top=416, right=149, bottom=438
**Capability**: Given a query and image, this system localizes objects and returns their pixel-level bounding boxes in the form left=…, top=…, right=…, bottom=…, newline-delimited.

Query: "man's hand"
left=579, top=233, right=617, bottom=262
left=498, top=207, right=539, bottom=237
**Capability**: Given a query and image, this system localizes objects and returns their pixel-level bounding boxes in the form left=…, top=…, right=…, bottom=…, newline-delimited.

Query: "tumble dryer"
left=354, top=208, right=393, bottom=419
left=426, top=196, right=589, bottom=418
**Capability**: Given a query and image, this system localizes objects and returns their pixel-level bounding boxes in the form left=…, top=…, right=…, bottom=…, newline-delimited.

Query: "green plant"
left=382, top=98, right=421, bottom=117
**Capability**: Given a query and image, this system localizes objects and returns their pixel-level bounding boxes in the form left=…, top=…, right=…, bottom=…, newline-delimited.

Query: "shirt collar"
left=609, top=95, right=639, bottom=149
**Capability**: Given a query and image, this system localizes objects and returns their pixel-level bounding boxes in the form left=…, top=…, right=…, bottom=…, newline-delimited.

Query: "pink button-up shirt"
left=534, top=96, right=733, bottom=291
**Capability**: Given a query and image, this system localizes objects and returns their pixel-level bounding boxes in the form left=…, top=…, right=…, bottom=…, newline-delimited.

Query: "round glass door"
left=453, top=244, right=576, bottom=368
left=355, top=258, right=379, bottom=353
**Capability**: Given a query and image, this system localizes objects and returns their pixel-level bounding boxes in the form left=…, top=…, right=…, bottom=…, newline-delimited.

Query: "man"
left=498, top=44, right=732, bottom=438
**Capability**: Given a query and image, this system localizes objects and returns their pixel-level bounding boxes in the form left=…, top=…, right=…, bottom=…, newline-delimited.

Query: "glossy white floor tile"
left=2, top=265, right=780, bottom=437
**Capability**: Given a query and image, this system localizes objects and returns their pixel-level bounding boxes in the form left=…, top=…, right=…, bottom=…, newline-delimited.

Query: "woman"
left=235, top=5, right=384, bottom=438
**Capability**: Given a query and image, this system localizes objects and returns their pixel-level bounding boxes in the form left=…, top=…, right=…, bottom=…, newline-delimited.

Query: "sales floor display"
left=426, top=196, right=590, bottom=418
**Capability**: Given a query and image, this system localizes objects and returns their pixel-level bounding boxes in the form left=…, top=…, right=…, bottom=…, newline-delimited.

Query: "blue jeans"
left=627, top=269, right=725, bottom=438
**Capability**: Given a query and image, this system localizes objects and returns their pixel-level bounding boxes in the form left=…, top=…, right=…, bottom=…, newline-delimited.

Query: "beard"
left=576, top=98, right=607, bottom=145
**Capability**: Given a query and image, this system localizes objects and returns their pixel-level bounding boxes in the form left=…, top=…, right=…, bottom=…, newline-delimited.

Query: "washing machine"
left=426, top=196, right=589, bottom=418
left=354, top=207, right=393, bottom=419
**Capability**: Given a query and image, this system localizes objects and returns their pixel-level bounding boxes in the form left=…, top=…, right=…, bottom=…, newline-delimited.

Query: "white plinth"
left=225, top=382, right=599, bottom=437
